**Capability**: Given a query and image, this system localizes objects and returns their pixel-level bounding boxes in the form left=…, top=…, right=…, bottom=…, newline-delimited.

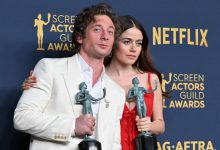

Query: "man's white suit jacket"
left=14, top=55, right=125, bottom=150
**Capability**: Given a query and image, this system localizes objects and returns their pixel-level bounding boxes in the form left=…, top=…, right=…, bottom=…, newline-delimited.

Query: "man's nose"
left=100, top=30, right=109, bottom=40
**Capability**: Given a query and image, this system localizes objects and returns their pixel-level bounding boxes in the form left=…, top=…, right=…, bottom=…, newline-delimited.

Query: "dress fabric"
left=120, top=73, right=154, bottom=150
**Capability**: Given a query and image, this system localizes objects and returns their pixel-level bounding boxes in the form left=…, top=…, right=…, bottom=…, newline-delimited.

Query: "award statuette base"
left=135, top=132, right=157, bottom=150
left=78, top=137, right=101, bottom=150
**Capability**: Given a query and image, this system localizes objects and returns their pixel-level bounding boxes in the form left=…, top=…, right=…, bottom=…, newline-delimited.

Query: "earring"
left=109, top=52, right=112, bottom=57
left=137, top=60, right=140, bottom=67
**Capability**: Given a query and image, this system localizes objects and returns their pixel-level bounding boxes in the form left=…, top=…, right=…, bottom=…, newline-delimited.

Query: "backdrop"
left=0, top=0, right=219, bottom=149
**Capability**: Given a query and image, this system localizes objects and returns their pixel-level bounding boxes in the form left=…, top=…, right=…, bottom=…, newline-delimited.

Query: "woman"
left=22, top=15, right=166, bottom=150
left=105, top=16, right=165, bottom=150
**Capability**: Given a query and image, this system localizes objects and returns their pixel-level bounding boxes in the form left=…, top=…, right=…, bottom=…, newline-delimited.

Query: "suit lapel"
left=63, top=55, right=83, bottom=112
left=96, top=74, right=114, bottom=141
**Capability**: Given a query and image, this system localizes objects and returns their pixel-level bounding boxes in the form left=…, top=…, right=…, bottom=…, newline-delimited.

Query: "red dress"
left=120, top=73, right=154, bottom=150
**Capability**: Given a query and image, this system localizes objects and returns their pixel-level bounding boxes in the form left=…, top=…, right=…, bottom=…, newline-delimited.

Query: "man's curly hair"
left=72, top=3, right=120, bottom=52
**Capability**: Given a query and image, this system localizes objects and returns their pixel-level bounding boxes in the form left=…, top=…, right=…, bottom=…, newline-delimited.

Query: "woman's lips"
left=126, top=55, right=136, bottom=59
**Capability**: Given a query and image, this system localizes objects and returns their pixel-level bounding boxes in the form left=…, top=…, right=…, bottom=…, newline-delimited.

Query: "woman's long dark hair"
left=105, top=15, right=169, bottom=97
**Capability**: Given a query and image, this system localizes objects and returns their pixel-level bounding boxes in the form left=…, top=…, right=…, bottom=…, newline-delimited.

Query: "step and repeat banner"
left=0, top=0, right=219, bottom=149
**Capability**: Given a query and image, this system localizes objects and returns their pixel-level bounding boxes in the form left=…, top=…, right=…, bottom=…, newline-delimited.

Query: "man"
left=14, top=3, right=125, bottom=150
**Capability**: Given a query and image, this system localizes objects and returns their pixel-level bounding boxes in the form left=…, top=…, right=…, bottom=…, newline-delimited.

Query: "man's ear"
left=76, top=35, right=83, bottom=44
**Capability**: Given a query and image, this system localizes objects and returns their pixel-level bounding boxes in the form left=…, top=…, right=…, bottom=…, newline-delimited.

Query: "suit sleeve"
left=112, top=90, right=125, bottom=150
left=13, top=59, right=74, bottom=143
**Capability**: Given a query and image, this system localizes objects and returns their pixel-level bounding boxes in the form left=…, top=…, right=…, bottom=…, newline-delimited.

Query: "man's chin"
left=97, top=51, right=111, bottom=58
left=95, top=54, right=107, bottom=60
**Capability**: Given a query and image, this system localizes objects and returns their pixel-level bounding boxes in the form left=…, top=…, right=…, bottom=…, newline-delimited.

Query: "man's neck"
left=79, top=52, right=104, bottom=86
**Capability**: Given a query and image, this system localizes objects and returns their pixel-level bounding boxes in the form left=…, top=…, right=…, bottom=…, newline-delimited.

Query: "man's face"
left=78, top=15, right=115, bottom=60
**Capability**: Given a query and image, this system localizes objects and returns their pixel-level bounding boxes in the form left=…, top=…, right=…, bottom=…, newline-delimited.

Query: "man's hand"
left=74, top=114, right=96, bottom=136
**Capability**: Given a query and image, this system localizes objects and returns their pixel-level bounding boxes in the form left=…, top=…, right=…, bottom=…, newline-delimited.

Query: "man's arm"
left=13, top=59, right=74, bottom=143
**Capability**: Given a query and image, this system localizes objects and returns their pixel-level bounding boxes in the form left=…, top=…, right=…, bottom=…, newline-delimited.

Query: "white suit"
left=14, top=55, right=125, bottom=150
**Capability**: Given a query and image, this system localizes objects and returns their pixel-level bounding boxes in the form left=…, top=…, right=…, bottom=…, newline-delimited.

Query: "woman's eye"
left=136, top=42, right=142, bottom=47
left=123, top=40, right=131, bottom=45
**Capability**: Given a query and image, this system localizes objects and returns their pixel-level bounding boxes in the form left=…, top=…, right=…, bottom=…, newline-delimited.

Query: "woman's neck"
left=106, top=61, right=137, bottom=77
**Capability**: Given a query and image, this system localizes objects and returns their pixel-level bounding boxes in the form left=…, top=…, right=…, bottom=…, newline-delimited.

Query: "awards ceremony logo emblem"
left=34, top=13, right=51, bottom=51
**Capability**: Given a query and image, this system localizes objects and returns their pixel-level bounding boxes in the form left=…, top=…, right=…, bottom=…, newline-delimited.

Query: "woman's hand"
left=21, top=70, right=37, bottom=90
left=135, top=115, right=152, bottom=132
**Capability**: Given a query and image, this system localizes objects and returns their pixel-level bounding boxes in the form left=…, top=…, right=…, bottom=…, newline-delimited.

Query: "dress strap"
left=148, top=72, right=152, bottom=90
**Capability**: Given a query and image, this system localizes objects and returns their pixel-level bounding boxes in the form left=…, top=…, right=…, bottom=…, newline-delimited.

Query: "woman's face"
left=113, top=27, right=143, bottom=66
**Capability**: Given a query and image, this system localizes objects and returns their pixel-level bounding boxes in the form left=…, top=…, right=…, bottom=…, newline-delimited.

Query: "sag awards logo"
left=162, top=72, right=205, bottom=109
left=158, top=140, right=215, bottom=150
left=34, top=13, right=75, bottom=51
left=152, top=27, right=208, bottom=47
